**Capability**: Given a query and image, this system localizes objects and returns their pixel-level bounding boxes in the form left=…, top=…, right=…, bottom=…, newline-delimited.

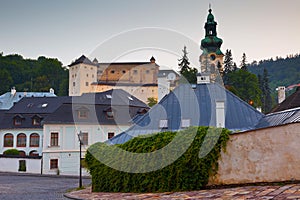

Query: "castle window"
left=133, top=70, right=138, bottom=74
left=111, top=70, right=115, bottom=74
left=73, top=82, right=75, bottom=87
left=92, top=74, right=94, bottom=78
left=86, top=74, right=89, bottom=77
left=108, top=132, right=115, bottom=139
left=85, top=82, right=89, bottom=86
left=122, top=70, right=126, bottom=74
left=146, top=70, right=150, bottom=74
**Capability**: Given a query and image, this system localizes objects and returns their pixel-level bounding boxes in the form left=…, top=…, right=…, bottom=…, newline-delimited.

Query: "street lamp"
left=77, top=131, right=84, bottom=188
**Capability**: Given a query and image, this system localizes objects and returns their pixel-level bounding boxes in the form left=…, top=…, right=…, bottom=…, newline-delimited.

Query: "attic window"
left=159, top=119, right=168, bottom=129
left=32, top=117, right=41, bottom=126
left=13, top=115, right=24, bottom=126
left=128, top=96, right=133, bottom=101
left=181, top=119, right=191, bottom=128
left=106, top=94, right=112, bottom=99
left=78, top=110, right=88, bottom=119
left=104, top=108, right=114, bottom=119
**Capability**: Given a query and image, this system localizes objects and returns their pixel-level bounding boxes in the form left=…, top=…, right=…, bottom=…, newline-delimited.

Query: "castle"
left=68, top=8, right=224, bottom=102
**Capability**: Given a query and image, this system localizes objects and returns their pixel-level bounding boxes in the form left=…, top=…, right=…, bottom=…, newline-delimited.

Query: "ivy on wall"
left=85, top=126, right=230, bottom=193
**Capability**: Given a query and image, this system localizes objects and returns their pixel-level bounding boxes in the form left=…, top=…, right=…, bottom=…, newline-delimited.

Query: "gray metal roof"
left=255, top=107, right=300, bottom=129
left=109, top=83, right=264, bottom=144
left=0, top=92, right=56, bottom=110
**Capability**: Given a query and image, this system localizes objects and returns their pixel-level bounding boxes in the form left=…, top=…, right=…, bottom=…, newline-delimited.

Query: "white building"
left=42, top=89, right=149, bottom=175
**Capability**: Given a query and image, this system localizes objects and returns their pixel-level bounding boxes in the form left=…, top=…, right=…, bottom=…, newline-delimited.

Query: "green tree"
left=259, top=68, right=273, bottom=113
left=227, top=69, right=262, bottom=107
left=240, top=53, right=248, bottom=71
left=0, top=69, right=13, bottom=94
left=223, top=49, right=234, bottom=74
left=178, top=46, right=197, bottom=84
left=147, top=97, right=157, bottom=107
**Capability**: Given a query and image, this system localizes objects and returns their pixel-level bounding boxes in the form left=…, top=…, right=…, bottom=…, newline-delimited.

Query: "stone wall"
left=209, top=122, right=300, bottom=185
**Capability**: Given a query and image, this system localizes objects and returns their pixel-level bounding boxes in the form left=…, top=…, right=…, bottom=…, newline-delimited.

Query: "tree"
left=178, top=46, right=198, bottom=84
left=227, top=69, right=262, bottom=108
left=223, top=49, right=234, bottom=74
left=147, top=97, right=157, bottom=107
left=259, top=68, right=273, bottom=113
left=0, top=69, right=13, bottom=94
left=240, top=53, right=248, bottom=71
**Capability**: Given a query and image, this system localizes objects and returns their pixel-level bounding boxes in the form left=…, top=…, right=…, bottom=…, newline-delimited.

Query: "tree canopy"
left=178, top=46, right=197, bottom=84
left=0, top=54, right=68, bottom=95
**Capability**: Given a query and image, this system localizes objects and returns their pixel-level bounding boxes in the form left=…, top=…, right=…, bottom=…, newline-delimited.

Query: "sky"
left=0, top=0, right=299, bottom=71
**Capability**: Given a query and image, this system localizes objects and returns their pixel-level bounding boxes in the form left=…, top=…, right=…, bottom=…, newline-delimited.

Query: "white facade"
left=0, top=129, right=43, bottom=156
left=42, top=124, right=130, bottom=175
left=0, top=157, right=41, bottom=173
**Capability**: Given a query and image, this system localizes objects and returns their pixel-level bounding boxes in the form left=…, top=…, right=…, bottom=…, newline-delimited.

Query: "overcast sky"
left=0, top=0, right=299, bottom=71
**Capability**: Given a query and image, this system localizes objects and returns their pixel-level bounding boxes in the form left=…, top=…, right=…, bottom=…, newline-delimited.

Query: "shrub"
left=3, top=149, right=20, bottom=155
left=85, top=126, right=230, bottom=193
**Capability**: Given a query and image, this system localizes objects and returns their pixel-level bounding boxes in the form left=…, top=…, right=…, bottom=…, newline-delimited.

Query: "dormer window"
left=104, top=107, right=114, bottom=119
left=77, top=106, right=89, bottom=119
left=13, top=115, right=24, bottom=126
left=78, top=110, right=88, bottom=119
left=32, top=115, right=42, bottom=126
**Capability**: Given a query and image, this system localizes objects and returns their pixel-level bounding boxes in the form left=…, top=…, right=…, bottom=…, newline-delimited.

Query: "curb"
left=63, top=193, right=85, bottom=200
left=0, top=171, right=91, bottom=179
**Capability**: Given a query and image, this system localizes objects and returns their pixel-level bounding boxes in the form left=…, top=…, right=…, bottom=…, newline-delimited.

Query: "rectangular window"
left=133, top=70, right=138, bottom=74
left=159, top=119, right=168, bottom=129
left=82, top=132, right=88, bottom=145
left=78, top=110, right=88, bottom=119
left=50, top=132, right=59, bottom=146
left=50, top=159, right=58, bottom=169
left=85, top=82, right=89, bottom=86
left=14, top=118, right=22, bottom=126
left=181, top=119, right=191, bottom=128
left=32, top=118, right=40, bottom=125
left=108, top=132, right=115, bottom=139
left=73, top=82, right=75, bottom=87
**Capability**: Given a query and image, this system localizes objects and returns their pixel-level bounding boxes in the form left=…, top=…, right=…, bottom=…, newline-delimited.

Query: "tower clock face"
left=210, top=54, right=216, bottom=61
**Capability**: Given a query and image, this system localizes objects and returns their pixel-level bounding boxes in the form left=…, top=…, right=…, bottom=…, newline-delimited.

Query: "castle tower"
left=200, top=7, right=224, bottom=82
left=68, top=55, right=98, bottom=96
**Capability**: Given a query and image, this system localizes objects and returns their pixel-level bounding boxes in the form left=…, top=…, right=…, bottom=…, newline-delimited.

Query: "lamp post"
left=77, top=131, right=83, bottom=188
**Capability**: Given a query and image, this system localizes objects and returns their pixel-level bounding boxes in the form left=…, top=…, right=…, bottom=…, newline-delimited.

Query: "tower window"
left=73, top=82, right=75, bottom=87
left=111, top=70, right=115, bottom=74
left=85, top=82, right=89, bottom=86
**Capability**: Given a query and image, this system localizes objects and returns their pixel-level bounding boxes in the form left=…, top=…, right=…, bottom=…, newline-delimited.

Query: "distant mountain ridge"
left=248, top=54, right=300, bottom=95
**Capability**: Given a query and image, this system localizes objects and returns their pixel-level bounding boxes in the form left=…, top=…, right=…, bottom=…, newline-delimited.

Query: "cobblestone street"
left=66, top=183, right=300, bottom=200
left=0, top=173, right=91, bottom=200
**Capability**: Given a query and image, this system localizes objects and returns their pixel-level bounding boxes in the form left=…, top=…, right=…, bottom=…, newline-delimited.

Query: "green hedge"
left=3, top=149, right=20, bottom=155
left=85, top=126, right=230, bottom=193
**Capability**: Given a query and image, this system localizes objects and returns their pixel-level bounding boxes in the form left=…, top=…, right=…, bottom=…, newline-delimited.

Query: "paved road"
left=0, top=173, right=91, bottom=200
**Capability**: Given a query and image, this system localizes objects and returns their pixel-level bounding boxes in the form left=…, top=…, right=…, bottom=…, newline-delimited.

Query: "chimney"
left=11, top=87, right=16, bottom=96
left=277, top=86, right=286, bottom=104
left=49, top=88, right=55, bottom=94
left=197, top=73, right=210, bottom=84
left=216, top=101, right=225, bottom=128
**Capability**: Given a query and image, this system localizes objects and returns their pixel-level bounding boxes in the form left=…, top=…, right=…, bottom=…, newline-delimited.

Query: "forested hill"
left=248, top=54, right=300, bottom=92
left=0, top=53, right=68, bottom=96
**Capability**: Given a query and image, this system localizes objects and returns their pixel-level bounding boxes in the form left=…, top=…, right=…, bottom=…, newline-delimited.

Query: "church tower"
left=200, top=7, right=224, bottom=82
